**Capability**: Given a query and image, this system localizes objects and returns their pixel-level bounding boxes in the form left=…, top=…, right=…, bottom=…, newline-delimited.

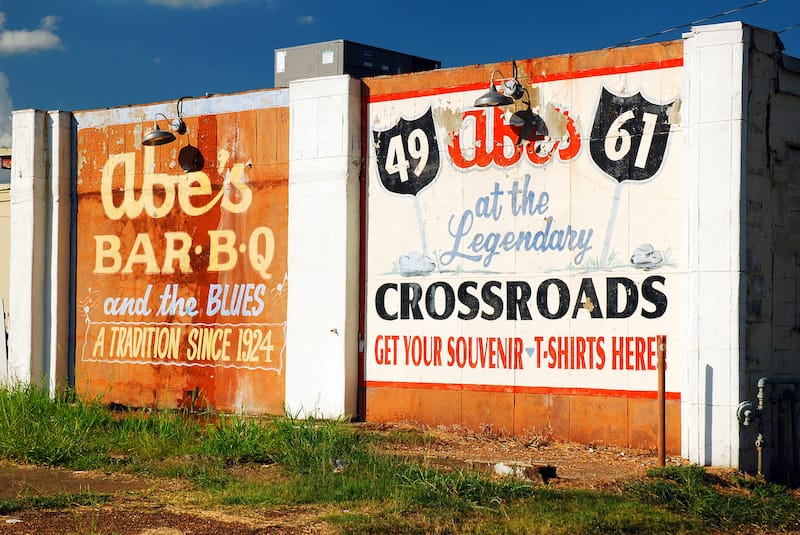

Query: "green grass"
left=628, top=464, right=800, bottom=532
left=0, top=384, right=799, bottom=533
left=0, top=385, right=110, bottom=468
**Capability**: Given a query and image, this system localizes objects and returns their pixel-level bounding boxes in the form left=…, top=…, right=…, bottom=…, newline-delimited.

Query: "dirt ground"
left=0, top=422, right=685, bottom=535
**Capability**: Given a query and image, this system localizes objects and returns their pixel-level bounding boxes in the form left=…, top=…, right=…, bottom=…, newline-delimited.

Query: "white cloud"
left=297, top=15, right=314, bottom=24
left=40, top=15, right=59, bottom=31
left=146, top=0, right=245, bottom=7
left=0, top=71, right=12, bottom=148
left=0, top=13, right=62, bottom=55
left=0, top=13, right=61, bottom=149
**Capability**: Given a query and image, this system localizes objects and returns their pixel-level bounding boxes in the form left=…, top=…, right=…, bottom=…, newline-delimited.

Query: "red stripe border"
left=367, top=58, right=684, bottom=103
left=365, top=380, right=681, bottom=401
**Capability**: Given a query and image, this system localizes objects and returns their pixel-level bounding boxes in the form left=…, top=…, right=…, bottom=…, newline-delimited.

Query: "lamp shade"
left=474, top=84, right=514, bottom=107
left=142, top=127, right=176, bottom=146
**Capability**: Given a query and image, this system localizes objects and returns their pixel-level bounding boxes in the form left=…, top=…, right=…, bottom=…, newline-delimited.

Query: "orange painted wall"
left=361, top=41, right=684, bottom=453
left=367, top=386, right=681, bottom=453
left=363, top=41, right=682, bottom=97
left=75, top=105, right=289, bottom=413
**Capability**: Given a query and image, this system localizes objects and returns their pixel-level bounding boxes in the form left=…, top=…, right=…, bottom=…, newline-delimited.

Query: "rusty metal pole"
left=657, top=335, right=667, bottom=466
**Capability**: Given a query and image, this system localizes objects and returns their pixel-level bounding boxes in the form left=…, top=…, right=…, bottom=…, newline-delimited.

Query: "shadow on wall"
left=739, top=378, right=800, bottom=486
left=764, top=384, right=800, bottom=486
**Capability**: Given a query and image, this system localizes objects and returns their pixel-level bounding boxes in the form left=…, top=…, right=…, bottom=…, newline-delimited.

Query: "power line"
left=777, top=23, right=800, bottom=34
left=611, top=0, right=769, bottom=47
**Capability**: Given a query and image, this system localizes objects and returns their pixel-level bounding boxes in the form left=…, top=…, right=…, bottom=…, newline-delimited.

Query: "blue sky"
left=0, top=0, right=798, bottom=148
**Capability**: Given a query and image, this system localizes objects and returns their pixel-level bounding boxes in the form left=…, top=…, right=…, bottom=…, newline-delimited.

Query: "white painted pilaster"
left=8, top=109, right=49, bottom=385
left=7, top=109, right=73, bottom=392
left=682, top=22, right=748, bottom=467
left=47, top=111, right=73, bottom=393
left=285, top=75, right=361, bottom=418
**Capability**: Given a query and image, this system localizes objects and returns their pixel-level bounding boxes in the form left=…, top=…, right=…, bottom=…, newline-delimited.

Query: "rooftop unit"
left=274, top=39, right=440, bottom=87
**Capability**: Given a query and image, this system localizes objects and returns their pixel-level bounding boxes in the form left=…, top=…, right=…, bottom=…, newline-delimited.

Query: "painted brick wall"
left=73, top=92, right=290, bottom=413
left=362, top=42, right=684, bottom=452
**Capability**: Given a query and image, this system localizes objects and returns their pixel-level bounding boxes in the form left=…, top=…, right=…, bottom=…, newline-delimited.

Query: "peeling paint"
left=434, top=106, right=464, bottom=149
left=667, top=98, right=682, bottom=124
left=132, top=123, right=142, bottom=150
left=433, top=106, right=463, bottom=135
left=527, top=86, right=540, bottom=108
left=543, top=104, right=570, bottom=139
left=77, top=152, right=87, bottom=177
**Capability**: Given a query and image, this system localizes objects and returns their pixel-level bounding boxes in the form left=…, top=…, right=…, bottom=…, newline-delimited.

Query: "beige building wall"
left=0, top=185, right=8, bottom=327
left=0, top=182, right=9, bottom=379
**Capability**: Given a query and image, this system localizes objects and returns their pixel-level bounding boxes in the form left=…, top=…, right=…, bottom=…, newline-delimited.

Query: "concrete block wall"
left=740, top=27, right=800, bottom=480
left=5, top=84, right=363, bottom=419
left=681, top=22, right=800, bottom=473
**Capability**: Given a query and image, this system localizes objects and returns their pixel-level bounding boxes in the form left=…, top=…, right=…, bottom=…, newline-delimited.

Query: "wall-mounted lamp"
left=173, top=96, right=189, bottom=135
left=143, top=113, right=176, bottom=146
left=474, top=61, right=524, bottom=107
left=178, top=145, right=204, bottom=173
left=474, top=70, right=514, bottom=107
left=142, top=96, right=190, bottom=146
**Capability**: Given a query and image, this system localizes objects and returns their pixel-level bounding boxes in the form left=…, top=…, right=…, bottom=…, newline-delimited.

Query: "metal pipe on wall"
left=657, top=335, right=666, bottom=467
left=738, top=376, right=800, bottom=480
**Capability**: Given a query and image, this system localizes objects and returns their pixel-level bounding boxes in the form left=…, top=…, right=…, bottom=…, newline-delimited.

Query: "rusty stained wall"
left=74, top=103, right=289, bottom=413
left=361, top=41, right=684, bottom=453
